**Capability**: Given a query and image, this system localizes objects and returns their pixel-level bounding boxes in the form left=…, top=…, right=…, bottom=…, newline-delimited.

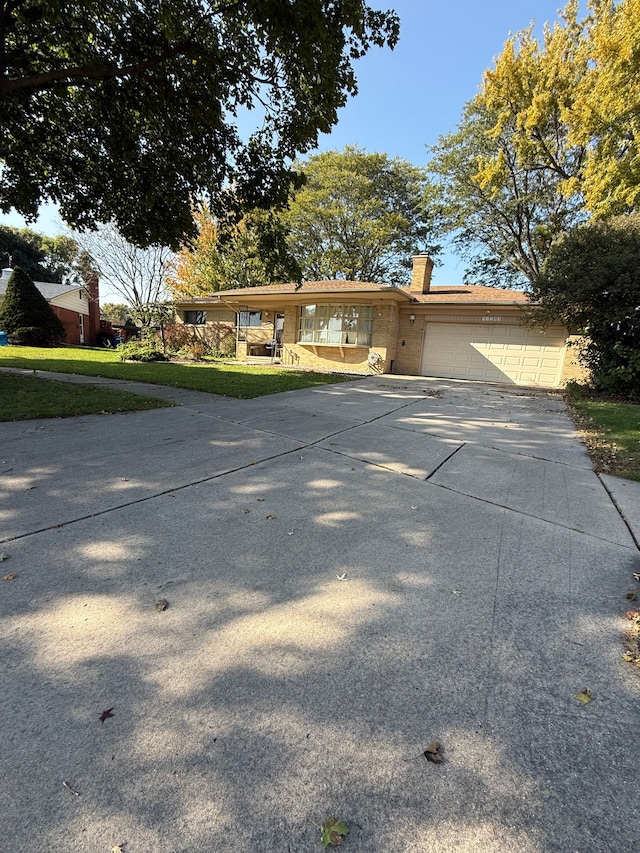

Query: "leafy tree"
left=568, top=0, right=640, bottom=217
left=73, top=223, right=172, bottom=325
left=0, top=266, right=65, bottom=344
left=0, top=225, right=79, bottom=283
left=168, top=205, right=300, bottom=297
left=100, top=302, right=132, bottom=324
left=0, top=1, right=399, bottom=248
left=528, top=213, right=640, bottom=396
left=283, top=146, right=439, bottom=285
left=429, top=8, right=587, bottom=287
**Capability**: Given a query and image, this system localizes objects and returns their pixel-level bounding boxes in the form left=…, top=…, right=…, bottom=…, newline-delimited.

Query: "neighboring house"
left=0, top=268, right=101, bottom=346
left=174, top=255, right=585, bottom=389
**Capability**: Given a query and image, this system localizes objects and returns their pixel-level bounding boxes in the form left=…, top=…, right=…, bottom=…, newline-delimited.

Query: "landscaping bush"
left=162, top=323, right=194, bottom=353
left=163, top=322, right=236, bottom=359
left=177, top=339, right=213, bottom=361
left=116, top=339, right=168, bottom=362
left=0, top=266, right=65, bottom=345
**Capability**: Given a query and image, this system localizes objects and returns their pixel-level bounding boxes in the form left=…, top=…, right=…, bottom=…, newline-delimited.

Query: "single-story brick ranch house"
left=174, top=255, right=585, bottom=388
left=0, top=267, right=101, bottom=346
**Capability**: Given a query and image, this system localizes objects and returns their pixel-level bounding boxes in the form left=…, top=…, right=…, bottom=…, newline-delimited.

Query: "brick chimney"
left=410, top=254, right=434, bottom=294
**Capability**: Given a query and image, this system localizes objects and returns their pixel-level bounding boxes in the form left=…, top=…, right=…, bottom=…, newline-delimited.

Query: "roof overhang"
left=179, top=285, right=415, bottom=311
left=402, top=300, right=528, bottom=309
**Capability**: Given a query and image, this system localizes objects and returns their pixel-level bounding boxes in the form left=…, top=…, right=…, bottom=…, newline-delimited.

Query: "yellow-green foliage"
left=478, top=0, right=639, bottom=217
left=569, top=0, right=640, bottom=216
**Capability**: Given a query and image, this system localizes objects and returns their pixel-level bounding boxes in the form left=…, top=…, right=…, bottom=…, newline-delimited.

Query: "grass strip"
left=0, top=345, right=356, bottom=398
left=0, top=373, right=170, bottom=421
left=565, top=390, right=640, bottom=482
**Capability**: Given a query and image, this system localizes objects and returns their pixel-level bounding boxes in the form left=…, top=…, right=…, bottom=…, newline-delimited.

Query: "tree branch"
left=0, top=39, right=204, bottom=96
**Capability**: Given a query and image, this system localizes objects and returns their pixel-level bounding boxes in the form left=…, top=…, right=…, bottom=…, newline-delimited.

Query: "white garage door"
left=420, top=322, right=566, bottom=387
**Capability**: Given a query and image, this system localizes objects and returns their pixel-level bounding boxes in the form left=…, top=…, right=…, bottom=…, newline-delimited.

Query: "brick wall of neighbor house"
left=561, top=335, right=590, bottom=385
left=86, top=273, right=101, bottom=345
left=279, top=303, right=398, bottom=372
left=52, top=306, right=85, bottom=345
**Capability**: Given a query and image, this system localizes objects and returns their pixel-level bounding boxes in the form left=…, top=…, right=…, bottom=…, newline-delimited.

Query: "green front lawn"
left=0, top=373, right=170, bottom=421
left=566, top=391, right=640, bottom=481
left=0, top=345, right=356, bottom=398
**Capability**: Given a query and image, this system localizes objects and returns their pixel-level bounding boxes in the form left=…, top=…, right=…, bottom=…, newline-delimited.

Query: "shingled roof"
left=411, top=285, right=529, bottom=304
left=178, top=280, right=529, bottom=306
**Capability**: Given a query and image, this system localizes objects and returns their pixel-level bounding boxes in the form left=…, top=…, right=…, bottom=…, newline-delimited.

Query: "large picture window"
left=298, top=304, right=374, bottom=346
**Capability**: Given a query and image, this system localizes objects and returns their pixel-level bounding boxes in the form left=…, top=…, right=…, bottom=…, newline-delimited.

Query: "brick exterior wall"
left=178, top=307, right=277, bottom=355
left=177, top=294, right=586, bottom=386
left=85, top=274, right=101, bottom=346
left=277, top=303, right=398, bottom=373
left=561, top=335, right=590, bottom=385
left=392, top=313, right=425, bottom=374
left=51, top=306, right=84, bottom=345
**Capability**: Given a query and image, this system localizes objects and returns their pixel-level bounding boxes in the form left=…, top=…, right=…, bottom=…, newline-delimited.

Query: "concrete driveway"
left=1, top=374, right=638, bottom=853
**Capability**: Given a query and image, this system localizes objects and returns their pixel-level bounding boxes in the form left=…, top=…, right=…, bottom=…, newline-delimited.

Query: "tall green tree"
left=168, top=205, right=300, bottom=297
left=528, top=213, right=640, bottom=396
left=100, top=303, right=132, bottom=324
left=0, top=1, right=399, bottom=248
left=283, top=146, right=439, bottom=285
left=0, top=226, right=78, bottom=283
left=0, top=266, right=65, bottom=344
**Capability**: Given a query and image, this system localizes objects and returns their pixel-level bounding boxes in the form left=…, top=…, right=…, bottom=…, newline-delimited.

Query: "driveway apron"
left=0, top=375, right=638, bottom=853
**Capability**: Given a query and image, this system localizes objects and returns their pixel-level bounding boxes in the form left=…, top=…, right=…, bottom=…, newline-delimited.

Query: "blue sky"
left=1, top=0, right=569, bottom=295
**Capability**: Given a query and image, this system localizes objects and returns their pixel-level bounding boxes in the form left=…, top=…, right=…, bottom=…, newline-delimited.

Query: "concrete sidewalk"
left=1, top=375, right=638, bottom=853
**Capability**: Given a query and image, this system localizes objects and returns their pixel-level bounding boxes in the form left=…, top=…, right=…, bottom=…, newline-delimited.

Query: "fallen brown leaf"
left=3, top=573, right=16, bottom=581
left=99, top=708, right=114, bottom=723
left=155, top=599, right=168, bottom=612
left=424, top=741, right=444, bottom=763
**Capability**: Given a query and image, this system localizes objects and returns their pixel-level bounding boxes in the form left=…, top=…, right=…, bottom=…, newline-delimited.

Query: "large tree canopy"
left=0, top=1, right=399, bottom=248
left=568, top=0, right=640, bottom=217
left=528, top=213, right=640, bottom=395
left=429, top=0, right=640, bottom=287
left=168, top=205, right=300, bottom=297
left=429, top=97, right=585, bottom=289
left=429, top=4, right=587, bottom=288
left=283, top=146, right=440, bottom=285
left=0, top=225, right=79, bottom=283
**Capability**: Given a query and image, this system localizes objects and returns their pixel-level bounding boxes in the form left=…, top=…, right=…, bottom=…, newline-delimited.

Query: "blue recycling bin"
left=0, top=331, right=8, bottom=346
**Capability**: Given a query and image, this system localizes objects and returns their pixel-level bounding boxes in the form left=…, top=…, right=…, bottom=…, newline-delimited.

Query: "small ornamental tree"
left=0, top=266, right=65, bottom=345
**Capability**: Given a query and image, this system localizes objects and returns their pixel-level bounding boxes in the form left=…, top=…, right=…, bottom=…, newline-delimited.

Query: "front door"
left=275, top=313, right=284, bottom=344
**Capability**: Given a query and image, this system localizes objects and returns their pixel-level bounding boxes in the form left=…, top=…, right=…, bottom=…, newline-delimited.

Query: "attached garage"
left=420, top=321, right=567, bottom=388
